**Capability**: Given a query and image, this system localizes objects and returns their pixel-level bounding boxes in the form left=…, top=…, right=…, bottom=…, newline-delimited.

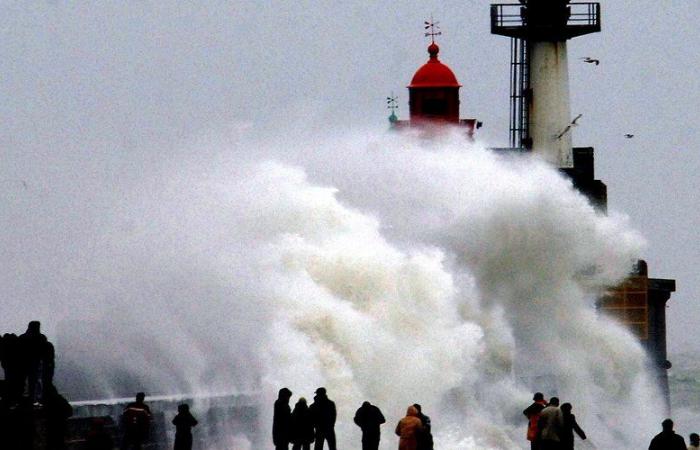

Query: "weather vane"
left=386, top=93, right=398, bottom=113
left=424, top=16, right=441, bottom=43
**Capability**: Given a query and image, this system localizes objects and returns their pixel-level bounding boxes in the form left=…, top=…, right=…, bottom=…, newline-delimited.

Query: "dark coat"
left=291, top=402, right=315, bottom=445
left=86, top=429, right=114, bottom=450
left=310, top=394, right=336, bottom=432
left=648, top=431, right=687, bottom=450
left=173, top=412, right=198, bottom=450
left=45, top=389, right=73, bottom=450
left=273, top=399, right=292, bottom=445
left=415, top=412, right=434, bottom=450
left=560, top=413, right=586, bottom=450
left=122, top=401, right=152, bottom=440
left=353, top=403, right=386, bottom=442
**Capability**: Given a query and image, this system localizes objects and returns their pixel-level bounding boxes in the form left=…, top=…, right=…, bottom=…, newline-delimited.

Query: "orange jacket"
left=395, top=406, right=423, bottom=450
left=524, top=400, right=547, bottom=441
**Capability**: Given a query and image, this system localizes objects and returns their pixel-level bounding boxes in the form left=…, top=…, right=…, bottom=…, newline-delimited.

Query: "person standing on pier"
left=354, top=401, right=386, bottom=450
left=412, top=404, right=433, bottom=450
left=689, top=432, right=700, bottom=449
left=310, top=387, right=337, bottom=450
left=122, top=392, right=152, bottom=450
left=291, top=397, right=314, bottom=450
left=273, top=387, right=293, bottom=450
left=560, top=403, right=586, bottom=450
left=172, top=403, right=198, bottom=450
left=395, top=405, right=423, bottom=450
left=648, top=419, right=686, bottom=450
left=537, top=397, right=564, bottom=450
left=523, top=392, right=547, bottom=450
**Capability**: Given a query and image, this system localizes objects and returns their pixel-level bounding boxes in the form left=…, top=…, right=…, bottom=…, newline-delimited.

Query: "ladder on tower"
left=509, top=37, right=530, bottom=149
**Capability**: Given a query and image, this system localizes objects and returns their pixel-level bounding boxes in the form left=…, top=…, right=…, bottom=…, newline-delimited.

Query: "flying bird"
left=556, top=114, right=583, bottom=140
left=624, top=134, right=635, bottom=139
left=580, top=57, right=600, bottom=65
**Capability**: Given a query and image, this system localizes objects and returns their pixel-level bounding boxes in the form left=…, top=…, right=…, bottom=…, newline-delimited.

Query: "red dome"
left=408, top=43, right=461, bottom=88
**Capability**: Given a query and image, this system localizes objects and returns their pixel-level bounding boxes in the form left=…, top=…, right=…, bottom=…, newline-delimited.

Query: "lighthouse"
left=391, top=22, right=480, bottom=137
left=491, top=0, right=601, bottom=167
left=490, top=1, right=677, bottom=410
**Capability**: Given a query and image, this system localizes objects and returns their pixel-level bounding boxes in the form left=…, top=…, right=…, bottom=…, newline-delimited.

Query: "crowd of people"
left=523, top=391, right=700, bottom=450
left=271, top=387, right=700, bottom=450
left=0, top=321, right=200, bottom=450
left=272, top=386, right=434, bottom=450
left=523, top=393, right=586, bottom=450
left=3, top=322, right=700, bottom=450
left=0, top=321, right=56, bottom=407
left=0, top=321, right=73, bottom=450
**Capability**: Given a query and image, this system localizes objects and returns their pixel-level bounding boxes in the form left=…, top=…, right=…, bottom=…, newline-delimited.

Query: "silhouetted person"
left=0, top=334, right=22, bottom=405
left=524, top=392, right=548, bottom=450
left=688, top=433, right=700, bottom=450
left=273, top=387, right=293, bottom=450
left=310, top=387, right=337, bottom=450
left=560, top=403, right=585, bottom=450
left=354, top=401, right=386, bottom=450
left=86, top=418, right=115, bottom=450
left=395, top=405, right=423, bottom=450
left=648, top=419, right=686, bottom=450
left=122, top=392, right=152, bottom=450
left=689, top=432, right=700, bottom=449
left=291, top=397, right=314, bottom=450
left=44, top=384, right=73, bottom=450
left=537, top=397, right=563, bottom=450
left=19, top=321, right=47, bottom=405
left=412, top=404, right=433, bottom=450
left=172, top=403, right=198, bottom=450
left=41, top=337, right=55, bottom=398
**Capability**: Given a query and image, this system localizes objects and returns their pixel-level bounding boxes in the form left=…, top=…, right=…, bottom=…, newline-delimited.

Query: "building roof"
left=408, top=43, right=461, bottom=88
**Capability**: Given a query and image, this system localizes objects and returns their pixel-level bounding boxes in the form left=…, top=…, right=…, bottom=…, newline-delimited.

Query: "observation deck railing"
left=491, top=2, right=600, bottom=40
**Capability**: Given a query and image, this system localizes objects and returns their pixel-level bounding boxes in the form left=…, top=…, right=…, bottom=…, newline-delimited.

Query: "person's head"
left=406, top=405, right=418, bottom=417
left=362, top=401, right=370, bottom=407
left=27, top=321, right=40, bottom=334
left=413, top=403, right=422, bottom=413
left=315, top=387, right=327, bottom=397
left=560, top=403, right=572, bottom=414
left=690, top=433, right=699, bottom=445
left=662, top=418, right=674, bottom=432
left=296, top=397, right=307, bottom=407
left=548, top=397, right=560, bottom=407
left=178, top=404, right=190, bottom=414
left=278, top=387, right=292, bottom=400
left=533, top=392, right=545, bottom=402
left=136, top=392, right=146, bottom=403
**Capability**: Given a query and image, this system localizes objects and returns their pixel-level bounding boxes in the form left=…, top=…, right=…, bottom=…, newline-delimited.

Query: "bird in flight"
left=580, top=57, right=600, bottom=65
left=624, top=134, right=635, bottom=139
left=556, top=114, right=583, bottom=140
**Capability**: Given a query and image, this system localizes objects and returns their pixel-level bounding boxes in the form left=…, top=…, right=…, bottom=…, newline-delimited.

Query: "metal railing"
left=491, top=2, right=600, bottom=30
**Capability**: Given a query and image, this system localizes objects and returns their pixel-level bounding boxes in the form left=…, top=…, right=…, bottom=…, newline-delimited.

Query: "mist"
left=2, top=123, right=666, bottom=448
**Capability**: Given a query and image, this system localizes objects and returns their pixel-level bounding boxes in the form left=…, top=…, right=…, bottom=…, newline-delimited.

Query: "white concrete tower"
left=491, top=1, right=601, bottom=168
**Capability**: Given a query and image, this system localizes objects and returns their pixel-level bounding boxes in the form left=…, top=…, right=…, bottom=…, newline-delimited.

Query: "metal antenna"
left=386, top=93, right=398, bottom=113
left=424, top=16, right=442, bottom=43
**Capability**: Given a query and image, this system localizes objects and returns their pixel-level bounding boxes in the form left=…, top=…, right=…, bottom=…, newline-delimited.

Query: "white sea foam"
left=2, top=127, right=666, bottom=448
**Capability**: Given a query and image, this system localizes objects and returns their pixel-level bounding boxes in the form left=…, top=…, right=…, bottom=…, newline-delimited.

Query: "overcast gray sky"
left=1, top=1, right=698, bottom=355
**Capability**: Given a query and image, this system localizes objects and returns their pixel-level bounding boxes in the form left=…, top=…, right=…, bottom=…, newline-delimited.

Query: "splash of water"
left=1, top=128, right=665, bottom=448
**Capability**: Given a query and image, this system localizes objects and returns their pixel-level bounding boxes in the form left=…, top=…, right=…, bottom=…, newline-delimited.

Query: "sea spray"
left=2, top=127, right=665, bottom=448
